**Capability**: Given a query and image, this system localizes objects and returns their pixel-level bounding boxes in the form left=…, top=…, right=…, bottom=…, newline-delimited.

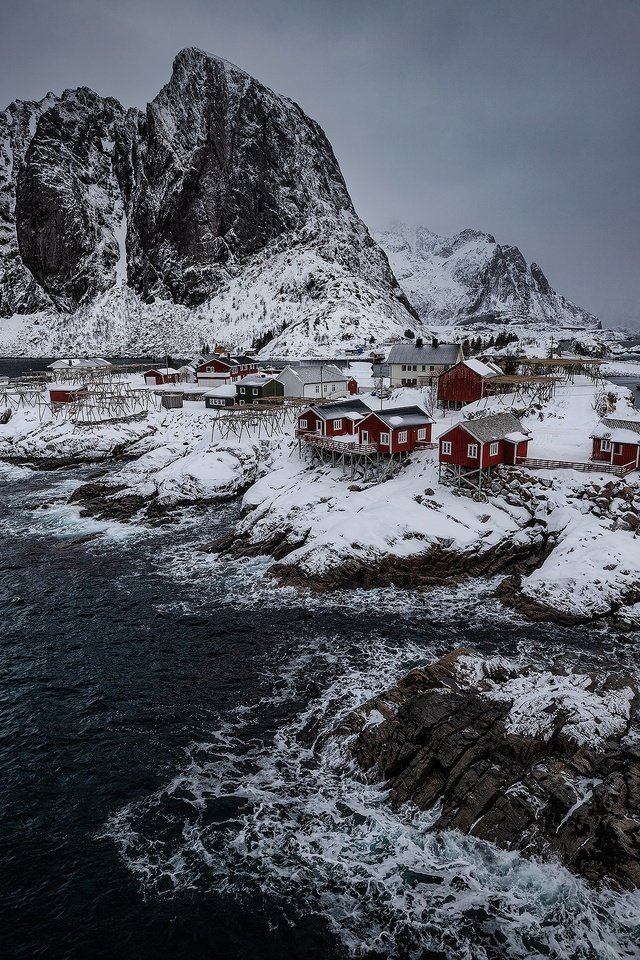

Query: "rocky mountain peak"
left=0, top=48, right=416, bottom=354
left=374, top=221, right=599, bottom=328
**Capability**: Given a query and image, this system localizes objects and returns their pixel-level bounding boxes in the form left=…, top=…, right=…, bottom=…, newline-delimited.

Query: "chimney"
left=415, top=336, right=423, bottom=349
left=432, top=337, right=440, bottom=349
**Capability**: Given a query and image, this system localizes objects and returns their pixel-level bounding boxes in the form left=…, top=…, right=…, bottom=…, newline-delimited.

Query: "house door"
left=315, top=423, right=323, bottom=435
left=361, top=430, right=369, bottom=444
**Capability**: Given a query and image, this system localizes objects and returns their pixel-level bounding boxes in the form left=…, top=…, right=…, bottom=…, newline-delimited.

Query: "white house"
left=276, top=364, right=348, bottom=400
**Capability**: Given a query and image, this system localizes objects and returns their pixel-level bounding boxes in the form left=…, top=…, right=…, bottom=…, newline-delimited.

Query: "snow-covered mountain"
left=374, top=223, right=600, bottom=329
left=0, top=48, right=417, bottom=357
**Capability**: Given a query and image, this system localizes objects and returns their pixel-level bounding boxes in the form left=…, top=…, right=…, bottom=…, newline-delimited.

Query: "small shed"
left=49, top=383, right=90, bottom=403
left=437, top=358, right=503, bottom=409
left=144, top=367, right=179, bottom=385
left=204, top=385, right=236, bottom=408
left=347, top=376, right=359, bottom=396
left=590, top=418, right=640, bottom=470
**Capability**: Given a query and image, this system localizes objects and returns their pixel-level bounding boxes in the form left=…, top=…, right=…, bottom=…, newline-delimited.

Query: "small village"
left=2, top=336, right=640, bottom=502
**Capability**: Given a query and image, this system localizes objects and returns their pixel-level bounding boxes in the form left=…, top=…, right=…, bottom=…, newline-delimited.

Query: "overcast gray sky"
left=1, top=0, right=638, bottom=326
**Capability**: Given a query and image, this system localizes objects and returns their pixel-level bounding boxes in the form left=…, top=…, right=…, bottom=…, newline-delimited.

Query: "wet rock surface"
left=347, top=649, right=640, bottom=890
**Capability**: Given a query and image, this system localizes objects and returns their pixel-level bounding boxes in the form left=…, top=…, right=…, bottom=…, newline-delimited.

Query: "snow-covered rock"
left=374, top=222, right=600, bottom=329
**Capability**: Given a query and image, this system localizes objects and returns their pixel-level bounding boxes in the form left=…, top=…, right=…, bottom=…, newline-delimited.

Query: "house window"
left=252, top=388, right=258, bottom=395
left=417, top=428, right=426, bottom=440
left=240, top=387, right=246, bottom=394
left=315, top=385, right=320, bottom=394
left=380, top=431, right=390, bottom=445
left=299, top=419, right=308, bottom=429
left=489, top=442, right=499, bottom=456
left=614, top=443, right=623, bottom=454
left=398, top=430, right=408, bottom=443
left=402, top=364, right=406, bottom=371
left=333, top=419, right=342, bottom=430
left=442, top=440, right=452, bottom=455
left=600, top=439, right=611, bottom=451
left=429, top=365, right=435, bottom=372
left=412, top=365, right=417, bottom=371
left=421, top=365, right=426, bottom=372
left=467, top=443, right=479, bottom=458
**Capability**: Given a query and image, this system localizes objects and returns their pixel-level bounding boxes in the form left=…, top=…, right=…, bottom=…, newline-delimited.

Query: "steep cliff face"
left=0, top=48, right=415, bottom=355
left=375, top=223, right=600, bottom=328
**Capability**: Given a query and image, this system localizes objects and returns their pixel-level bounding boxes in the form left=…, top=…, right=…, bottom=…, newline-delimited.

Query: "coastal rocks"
left=348, top=649, right=640, bottom=890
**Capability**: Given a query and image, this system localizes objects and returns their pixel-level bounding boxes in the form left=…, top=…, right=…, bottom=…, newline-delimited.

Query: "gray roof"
left=454, top=412, right=528, bottom=443
left=235, top=374, right=280, bottom=387
left=280, top=364, right=347, bottom=385
left=305, top=398, right=370, bottom=420
left=386, top=343, right=461, bottom=365
left=370, top=405, right=434, bottom=428
left=602, top=417, right=640, bottom=435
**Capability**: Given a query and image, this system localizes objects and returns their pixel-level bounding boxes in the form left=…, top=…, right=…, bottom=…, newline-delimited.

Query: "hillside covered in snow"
left=375, top=223, right=600, bottom=330
left=0, top=48, right=417, bottom=357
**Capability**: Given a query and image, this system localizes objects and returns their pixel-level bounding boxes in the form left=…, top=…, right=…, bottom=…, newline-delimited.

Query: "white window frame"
left=252, top=388, right=258, bottom=395
left=299, top=418, right=308, bottom=429
left=240, top=387, right=246, bottom=394
left=489, top=442, right=499, bottom=456
left=379, top=431, right=390, bottom=445
left=600, top=439, right=611, bottom=451
left=417, top=427, right=426, bottom=440
left=315, top=385, right=320, bottom=394
left=467, top=443, right=479, bottom=458
left=441, top=440, right=452, bottom=455
left=398, top=430, right=408, bottom=444
left=333, top=419, right=343, bottom=430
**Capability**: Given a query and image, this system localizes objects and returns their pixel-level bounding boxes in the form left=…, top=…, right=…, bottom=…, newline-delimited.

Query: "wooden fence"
left=516, top=456, right=636, bottom=477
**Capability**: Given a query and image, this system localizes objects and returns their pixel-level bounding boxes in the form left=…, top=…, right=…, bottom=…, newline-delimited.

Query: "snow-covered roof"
left=369, top=405, right=435, bottom=428
left=48, top=382, right=90, bottom=391
left=504, top=431, right=530, bottom=444
left=303, top=398, right=370, bottom=420
left=386, top=343, right=460, bottom=365
left=281, top=364, right=347, bottom=385
left=445, top=412, right=528, bottom=443
left=47, top=358, right=110, bottom=369
left=204, top=384, right=236, bottom=398
left=235, top=373, right=279, bottom=387
left=591, top=419, right=640, bottom=445
left=463, top=358, right=501, bottom=378
left=146, top=367, right=179, bottom=375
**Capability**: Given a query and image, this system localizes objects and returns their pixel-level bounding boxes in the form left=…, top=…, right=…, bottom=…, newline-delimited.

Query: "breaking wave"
left=103, top=628, right=640, bottom=959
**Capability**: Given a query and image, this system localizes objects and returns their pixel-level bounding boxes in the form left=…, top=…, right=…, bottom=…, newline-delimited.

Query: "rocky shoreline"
left=345, top=649, right=640, bottom=891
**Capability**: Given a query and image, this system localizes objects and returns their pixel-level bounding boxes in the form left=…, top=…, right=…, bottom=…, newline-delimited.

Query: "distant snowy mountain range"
left=373, top=223, right=599, bottom=330
left=0, top=48, right=598, bottom=357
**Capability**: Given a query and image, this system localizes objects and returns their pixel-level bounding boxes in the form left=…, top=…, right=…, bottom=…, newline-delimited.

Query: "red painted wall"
left=437, top=363, right=485, bottom=405
left=144, top=370, right=178, bottom=384
left=591, top=438, right=639, bottom=466
left=49, top=387, right=88, bottom=403
left=439, top=424, right=527, bottom=467
left=297, top=410, right=325, bottom=435
left=347, top=378, right=358, bottom=396
left=198, top=358, right=258, bottom=379
left=357, top=414, right=432, bottom=453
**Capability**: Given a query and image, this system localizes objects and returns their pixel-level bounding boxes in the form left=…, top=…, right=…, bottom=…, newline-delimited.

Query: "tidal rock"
left=349, top=649, right=640, bottom=889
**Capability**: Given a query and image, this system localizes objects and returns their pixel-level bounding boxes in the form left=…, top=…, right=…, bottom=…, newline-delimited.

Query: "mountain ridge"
left=374, top=221, right=600, bottom=329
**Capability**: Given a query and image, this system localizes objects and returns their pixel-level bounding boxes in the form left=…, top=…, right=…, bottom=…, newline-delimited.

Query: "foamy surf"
left=103, top=629, right=640, bottom=959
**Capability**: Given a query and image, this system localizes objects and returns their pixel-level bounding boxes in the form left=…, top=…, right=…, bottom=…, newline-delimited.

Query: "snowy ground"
left=2, top=372, right=640, bottom=621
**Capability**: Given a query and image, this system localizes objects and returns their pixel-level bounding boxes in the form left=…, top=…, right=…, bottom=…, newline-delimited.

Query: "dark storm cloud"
left=1, top=0, right=638, bottom=325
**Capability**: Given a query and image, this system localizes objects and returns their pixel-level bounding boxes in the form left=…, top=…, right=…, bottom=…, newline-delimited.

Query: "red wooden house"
left=144, top=367, right=179, bottom=385
left=438, top=413, right=530, bottom=485
left=590, top=418, right=640, bottom=470
left=296, top=399, right=370, bottom=438
left=196, top=354, right=258, bottom=385
left=347, top=377, right=359, bottom=396
left=437, top=358, right=503, bottom=410
left=48, top=383, right=90, bottom=403
left=356, top=407, right=434, bottom=454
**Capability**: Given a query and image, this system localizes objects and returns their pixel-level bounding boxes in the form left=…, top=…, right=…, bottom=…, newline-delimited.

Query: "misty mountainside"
left=374, top=223, right=600, bottom=329
left=0, top=47, right=417, bottom=356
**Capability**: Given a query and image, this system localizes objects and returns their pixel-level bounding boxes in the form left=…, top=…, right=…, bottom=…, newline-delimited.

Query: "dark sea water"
left=1, top=463, right=639, bottom=959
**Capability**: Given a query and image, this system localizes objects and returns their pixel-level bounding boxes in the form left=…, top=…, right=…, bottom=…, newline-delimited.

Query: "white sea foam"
left=103, top=629, right=640, bottom=959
